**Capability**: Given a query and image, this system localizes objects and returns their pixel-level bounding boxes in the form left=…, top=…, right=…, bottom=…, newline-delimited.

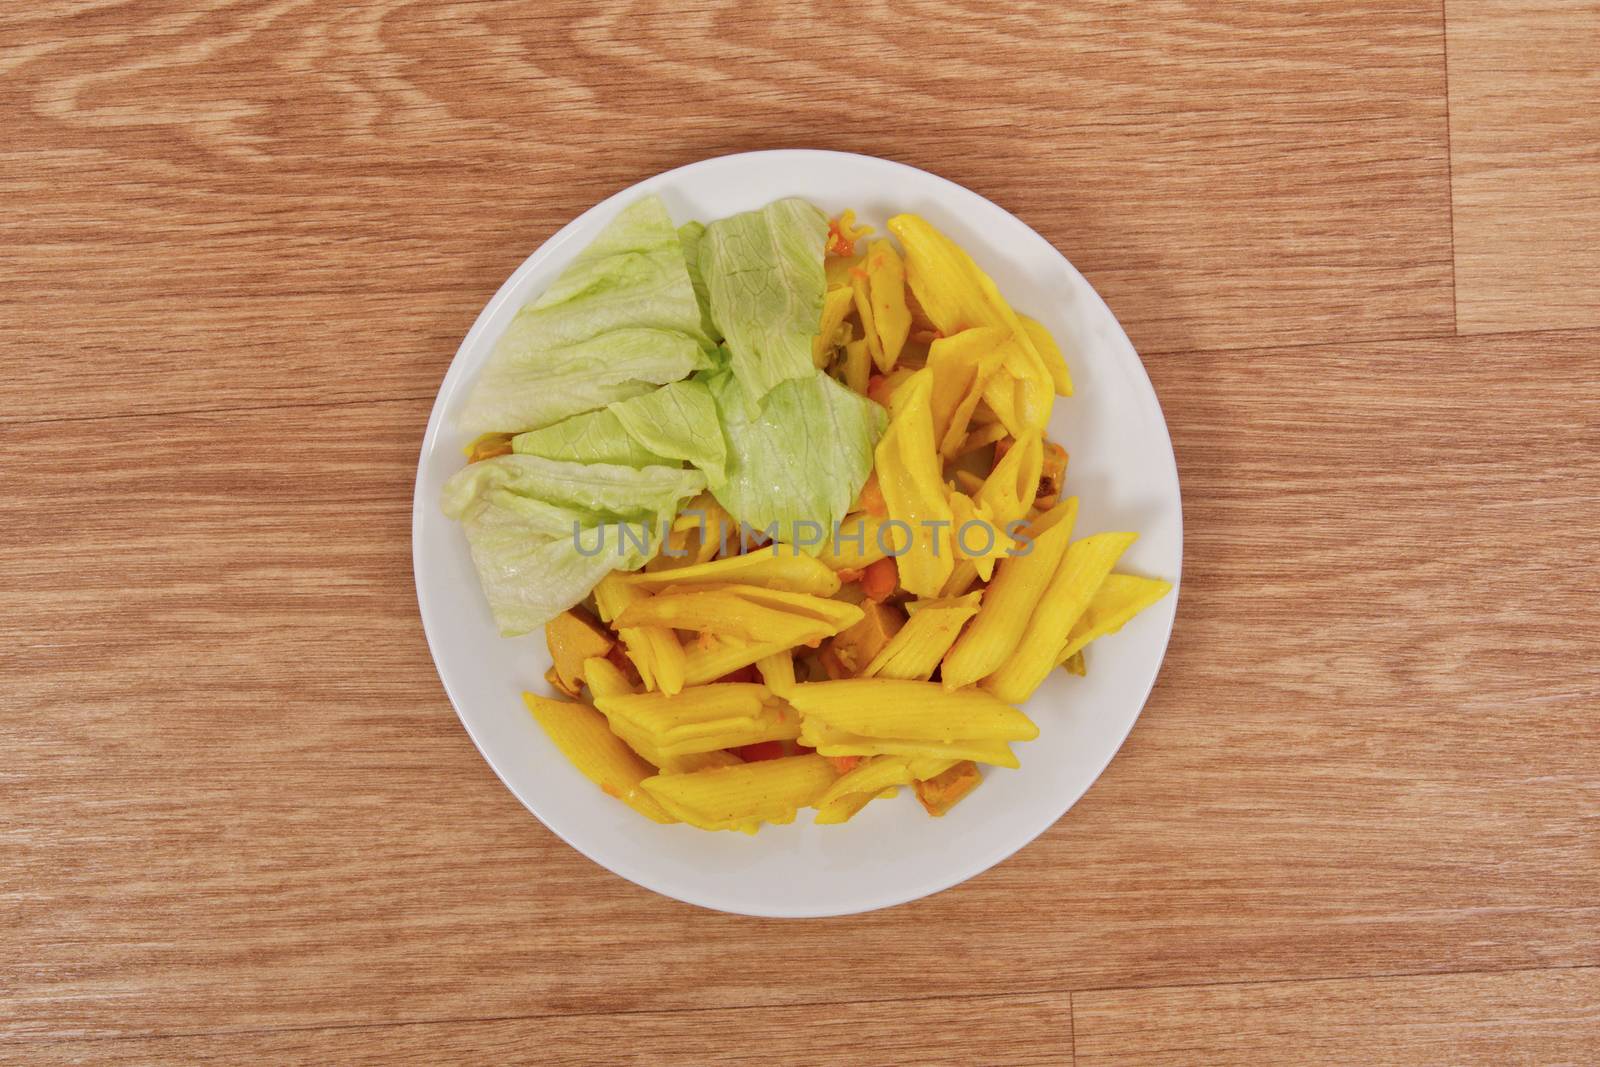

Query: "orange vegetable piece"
left=856, top=473, right=889, bottom=517
left=860, top=557, right=900, bottom=603
left=915, top=760, right=982, bottom=816
left=545, top=608, right=614, bottom=695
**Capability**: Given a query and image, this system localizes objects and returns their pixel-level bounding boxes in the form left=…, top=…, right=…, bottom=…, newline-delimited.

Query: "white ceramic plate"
left=413, top=150, right=1181, bottom=917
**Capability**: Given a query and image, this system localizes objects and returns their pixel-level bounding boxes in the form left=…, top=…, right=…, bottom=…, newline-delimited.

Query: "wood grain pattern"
left=0, top=0, right=1453, bottom=425
left=15, top=993, right=1071, bottom=1067
left=1075, top=967, right=1600, bottom=1066
left=1447, top=0, right=1600, bottom=333
left=3, top=332, right=1595, bottom=1047
left=3, top=1, right=1598, bottom=1061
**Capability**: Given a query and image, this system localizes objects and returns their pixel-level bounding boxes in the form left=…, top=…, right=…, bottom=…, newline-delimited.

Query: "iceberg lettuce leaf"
left=458, top=196, right=711, bottom=437
left=706, top=367, right=886, bottom=551
left=608, top=379, right=727, bottom=487
left=678, top=220, right=719, bottom=344
left=701, top=199, right=829, bottom=406
left=511, top=408, right=671, bottom=467
left=442, top=454, right=706, bottom=634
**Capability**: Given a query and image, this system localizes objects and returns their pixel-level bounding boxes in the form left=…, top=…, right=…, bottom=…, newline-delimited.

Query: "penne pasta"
left=862, top=591, right=982, bottom=680
left=755, top=649, right=798, bottom=698
left=813, top=787, right=895, bottom=825
left=1057, top=573, right=1174, bottom=664
left=523, top=693, right=676, bottom=823
left=843, top=336, right=872, bottom=395
left=594, top=573, right=686, bottom=695
left=939, top=559, right=982, bottom=597
left=818, top=511, right=890, bottom=570
left=617, top=586, right=852, bottom=648
left=641, top=755, right=838, bottom=832
left=816, top=755, right=917, bottom=809
left=865, top=239, right=911, bottom=370
left=977, top=431, right=1044, bottom=528
left=619, top=549, right=841, bottom=597
left=940, top=497, right=1078, bottom=689
left=813, top=284, right=856, bottom=366
left=681, top=635, right=797, bottom=687
left=983, top=531, right=1139, bottom=703
left=797, top=720, right=1020, bottom=769
left=1019, top=314, right=1073, bottom=397
left=785, top=679, right=1038, bottom=743
left=888, top=214, right=1054, bottom=434
left=928, top=327, right=1008, bottom=456
left=873, top=369, right=955, bottom=597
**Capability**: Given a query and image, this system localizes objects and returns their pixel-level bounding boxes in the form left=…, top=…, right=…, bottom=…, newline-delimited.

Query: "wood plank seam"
left=0, top=988, right=1072, bottom=1049
left=1071, top=961, right=1600, bottom=1000
left=1439, top=0, right=1460, bottom=334
left=13, top=322, right=1600, bottom=431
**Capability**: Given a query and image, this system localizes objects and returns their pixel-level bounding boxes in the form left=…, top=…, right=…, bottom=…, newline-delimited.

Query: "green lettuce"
left=511, top=408, right=671, bottom=467
left=509, top=380, right=726, bottom=485
left=701, top=199, right=829, bottom=406
left=677, top=220, right=719, bottom=343
left=442, top=454, right=705, bottom=635
left=458, top=196, right=712, bottom=437
left=610, top=379, right=727, bottom=486
left=706, top=366, right=885, bottom=551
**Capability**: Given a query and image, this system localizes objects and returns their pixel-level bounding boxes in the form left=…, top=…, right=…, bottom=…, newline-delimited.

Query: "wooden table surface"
left=4, top=2, right=1597, bottom=1064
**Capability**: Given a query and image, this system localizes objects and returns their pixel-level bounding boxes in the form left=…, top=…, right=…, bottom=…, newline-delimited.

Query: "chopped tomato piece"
left=733, top=740, right=786, bottom=762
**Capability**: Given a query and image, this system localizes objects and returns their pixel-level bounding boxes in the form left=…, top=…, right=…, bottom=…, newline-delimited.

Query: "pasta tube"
left=813, top=285, right=856, bottom=366
left=785, top=679, right=1038, bottom=743
left=947, top=492, right=1009, bottom=581
left=816, top=755, right=917, bottom=809
left=755, top=649, right=798, bottom=698
left=887, top=214, right=1054, bottom=434
left=939, top=559, right=982, bottom=597
left=940, top=497, right=1078, bottom=689
left=873, top=369, right=954, bottom=597
left=1056, top=573, right=1174, bottom=663
left=798, top=719, right=1021, bottom=769
left=862, top=592, right=983, bottom=680
left=843, top=337, right=872, bottom=395
left=813, top=787, right=898, bottom=825
left=580, top=656, right=736, bottom=772
left=523, top=693, right=675, bottom=823
left=983, top=531, right=1138, bottom=703
left=641, top=755, right=838, bottom=832
left=681, top=636, right=797, bottom=687
left=1019, top=314, right=1073, bottom=397
left=864, top=239, right=911, bottom=370
left=927, top=327, right=1007, bottom=456
left=617, top=586, right=858, bottom=648
left=594, top=574, right=685, bottom=695
left=594, top=684, right=800, bottom=761
left=620, top=549, right=841, bottom=597
left=818, top=511, right=890, bottom=570
left=977, top=431, right=1044, bottom=528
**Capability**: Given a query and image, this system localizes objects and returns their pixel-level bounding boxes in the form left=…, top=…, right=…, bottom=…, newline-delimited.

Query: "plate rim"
left=411, top=148, right=1183, bottom=917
